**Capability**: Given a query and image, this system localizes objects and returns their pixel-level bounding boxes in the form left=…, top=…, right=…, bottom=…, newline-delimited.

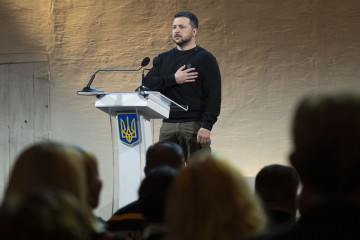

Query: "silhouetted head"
left=256, top=164, right=299, bottom=204
left=4, top=142, right=87, bottom=203
left=144, top=141, right=185, bottom=175
left=255, top=164, right=299, bottom=215
left=290, top=92, right=360, bottom=198
left=2, top=141, right=102, bottom=237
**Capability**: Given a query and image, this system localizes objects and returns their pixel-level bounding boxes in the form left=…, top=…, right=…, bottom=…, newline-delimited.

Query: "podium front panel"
left=95, top=92, right=169, bottom=209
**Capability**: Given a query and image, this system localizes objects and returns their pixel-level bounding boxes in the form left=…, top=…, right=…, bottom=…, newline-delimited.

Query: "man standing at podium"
left=143, top=11, right=222, bottom=160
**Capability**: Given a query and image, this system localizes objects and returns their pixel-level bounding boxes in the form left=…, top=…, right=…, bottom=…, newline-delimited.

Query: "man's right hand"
left=175, top=65, right=198, bottom=84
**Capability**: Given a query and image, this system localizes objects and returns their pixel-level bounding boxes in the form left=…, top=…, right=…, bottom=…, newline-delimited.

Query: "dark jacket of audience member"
left=139, top=166, right=178, bottom=240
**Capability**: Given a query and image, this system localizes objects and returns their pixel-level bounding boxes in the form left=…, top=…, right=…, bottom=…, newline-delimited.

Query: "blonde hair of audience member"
left=166, top=153, right=266, bottom=240
left=79, top=150, right=103, bottom=209
left=4, top=142, right=87, bottom=203
left=76, top=148, right=110, bottom=235
left=2, top=141, right=100, bottom=236
left=0, top=190, right=92, bottom=240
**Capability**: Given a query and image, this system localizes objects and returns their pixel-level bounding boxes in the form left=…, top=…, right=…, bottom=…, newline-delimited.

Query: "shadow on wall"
left=0, top=1, right=48, bottom=54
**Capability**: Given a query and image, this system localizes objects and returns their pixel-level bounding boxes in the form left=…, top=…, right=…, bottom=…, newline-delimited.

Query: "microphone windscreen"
left=141, top=57, right=151, bottom=67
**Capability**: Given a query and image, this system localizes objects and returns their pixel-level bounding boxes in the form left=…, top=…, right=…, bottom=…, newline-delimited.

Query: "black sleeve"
left=142, top=55, right=177, bottom=92
left=201, top=55, right=221, bottom=131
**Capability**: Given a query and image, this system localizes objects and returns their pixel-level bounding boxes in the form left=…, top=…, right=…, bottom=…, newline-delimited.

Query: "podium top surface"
left=95, top=91, right=171, bottom=119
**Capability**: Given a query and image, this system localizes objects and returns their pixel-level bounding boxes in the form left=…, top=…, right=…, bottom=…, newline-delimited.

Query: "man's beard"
left=173, top=35, right=192, bottom=48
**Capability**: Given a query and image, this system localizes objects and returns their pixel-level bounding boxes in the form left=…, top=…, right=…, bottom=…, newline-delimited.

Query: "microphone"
left=77, top=57, right=150, bottom=95
left=135, top=67, right=151, bottom=97
left=135, top=57, right=158, bottom=95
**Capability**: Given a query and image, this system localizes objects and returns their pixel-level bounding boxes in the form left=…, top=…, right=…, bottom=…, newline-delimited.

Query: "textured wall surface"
left=1, top=0, right=360, bottom=219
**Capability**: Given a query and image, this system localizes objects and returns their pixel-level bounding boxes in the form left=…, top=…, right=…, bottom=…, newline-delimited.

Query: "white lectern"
left=95, top=91, right=173, bottom=208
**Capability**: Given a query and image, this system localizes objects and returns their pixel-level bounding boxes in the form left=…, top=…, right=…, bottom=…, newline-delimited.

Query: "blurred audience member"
left=0, top=190, right=92, bottom=240
left=1, top=141, right=126, bottom=240
left=166, top=153, right=266, bottom=240
left=81, top=149, right=103, bottom=211
left=0, top=142, right=92, bottom=239
left=255, top=164, right=299, bottom=230
left=77, top=147, right=127, bottom=239
left=3, top=141, right=87, bottom=202
left=77, top=148, right=105, bottom=227
left=139, top=166, right=178, bottom=240
left=107, top=141, right=185, bottom=239
left=247, top=92, right=360, bottom=239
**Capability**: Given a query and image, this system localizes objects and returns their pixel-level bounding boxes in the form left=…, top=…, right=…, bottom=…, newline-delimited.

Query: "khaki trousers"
left=159, top=122, right=211, bottom=161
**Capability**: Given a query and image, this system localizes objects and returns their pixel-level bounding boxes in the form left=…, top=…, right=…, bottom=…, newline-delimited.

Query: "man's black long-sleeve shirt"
left=143, top=46, right=221, bottom=131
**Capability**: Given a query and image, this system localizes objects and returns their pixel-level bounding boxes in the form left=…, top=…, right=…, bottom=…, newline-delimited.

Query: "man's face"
left=172, top=17, right=197, bottom=47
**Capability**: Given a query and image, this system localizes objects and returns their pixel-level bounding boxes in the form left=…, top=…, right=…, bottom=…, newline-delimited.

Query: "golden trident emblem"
left=120, top=116, right=137, bottom=143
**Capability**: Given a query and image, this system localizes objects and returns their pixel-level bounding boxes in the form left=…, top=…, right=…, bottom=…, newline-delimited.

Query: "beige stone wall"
left=1, top=0, right=360, bottom=219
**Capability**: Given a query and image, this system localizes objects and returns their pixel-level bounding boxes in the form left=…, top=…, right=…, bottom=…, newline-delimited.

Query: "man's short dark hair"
left=144, top=141, right=185, bottom=175
left=174, top=11, right=199, bottom=29
left=255, top=164, right=299, bottom=204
